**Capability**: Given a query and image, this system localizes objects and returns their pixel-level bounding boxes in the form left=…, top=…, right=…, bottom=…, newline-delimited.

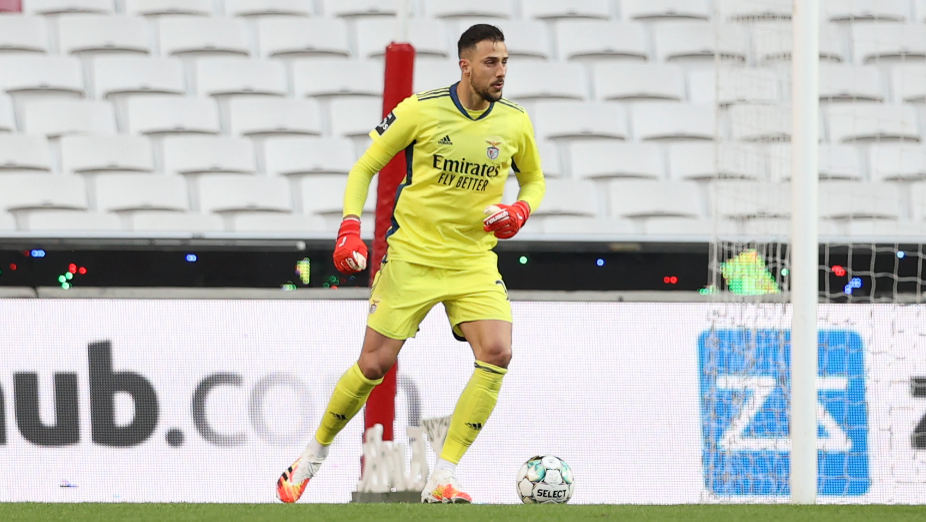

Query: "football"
left=516, top=455, right=574, bottom=504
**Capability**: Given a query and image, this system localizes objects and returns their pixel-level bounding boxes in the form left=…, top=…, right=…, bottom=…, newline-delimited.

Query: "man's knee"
left=478, top=342, right=512, bottom=369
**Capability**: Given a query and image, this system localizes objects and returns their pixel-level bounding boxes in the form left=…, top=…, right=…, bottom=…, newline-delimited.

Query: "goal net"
left=703, top=0, right=926, bottom=503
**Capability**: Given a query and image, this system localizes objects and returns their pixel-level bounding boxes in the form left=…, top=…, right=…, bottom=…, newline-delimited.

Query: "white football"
left=516, top=455, right=574, bottom=504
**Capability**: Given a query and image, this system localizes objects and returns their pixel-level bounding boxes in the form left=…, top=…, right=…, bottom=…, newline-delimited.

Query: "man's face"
left=461, top=39, right=508, bottom=103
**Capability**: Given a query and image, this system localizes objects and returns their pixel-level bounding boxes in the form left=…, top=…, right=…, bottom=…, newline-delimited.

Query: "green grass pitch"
left=1, top=503, right=923, bottom=522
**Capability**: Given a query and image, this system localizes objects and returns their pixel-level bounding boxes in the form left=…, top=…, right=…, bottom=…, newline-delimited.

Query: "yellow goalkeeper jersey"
left=343, top=82, right=545, bottom=269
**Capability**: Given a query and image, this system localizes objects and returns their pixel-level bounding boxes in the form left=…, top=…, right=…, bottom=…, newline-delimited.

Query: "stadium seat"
left=23, top=0, right=113, bottom=15
left=632, top=103, right=715, bottom=141
left=194, top=58, right=288, bottom=98
left=845, top=218, right=925, bottom=238
left=0, top=15, right=49, bottom=54
left=568, top=141, right=664, bottom=180
left=484, top=20, right=552, bottom=61
left=91, top=56, right=186, bottom=99
left=196, top=174, right=292, bottom=213
left=819, top=181, right=901, bottom=219
left=621, top=0, right=711, bottom=21
left=0, top=210, right=14, bottom=229
left=593, top=63, right=684, bottom=102
left=642, top=217, right=719, bottom=237
left=502, top=61, right=588, bottom=102
left=423, top=0, right=514, bottom=19
left=297, top=174, right=374, bottom=219
left=17, top=210, right=124, bottom=231
left=224, top=0, right=314, bottom=17
left=126, top=96, right=220, bottom=135
left=608, top=180, right=702, bottom=218
left=0, top=173, right=88, bottom=212
left=720, top=0, right=791, bottom=21
left=668, top=142, right=766, bottom=181
left=554, top=21, right=648, bottom=62
left=94, top=173, right=188, bottom=212
left=868, top=143, right=926, bottom=181
left=328, top=97, right=383, bottom=138
left=892, top=63, right=926, bottom=103
left=228, top=97, right=323, bottom=137
left=227, top=212, right=329, bottom=234
left=918, top=0, right=926, bottom=22
left=321, top=0, right=396, bottom=18
left=653, top=22, right=748, bottom=64
left=60, top=134, right=154, bottom=174
left=727, top=104, right=791, bottom=142
left=127, top=210, right=224, bottom=232
left=826, top=103, right=920, bottom=143
left=765, top=143, right=865, bottom=181
left=538, top=216, right=637, bottom=236
left=256, top=17, right=351, bottom=59
left=0, top=134, right=52, bottom=172
left=530, top=178, right=598, bottom=217
left=124, top=0, right=213, bottom=17
left=292, top=59, right=383, bottom=98
left=912, top=182, right=926, bottom=220
left=263, top=136, right=355, bottom=177
left=355, top=18, right=451, bottom=60
left=536, top=140, right=562, bottom=178
left=819, top=64, right=884, bottom=102
left=0, top=94, right=13, bottom=132
left=22, top=99, right=116, bottom=137
left=521, top=0, right=612, bottom=21
left=412, top=59, right=459, bottom=93
left=753, top=22, right=847, bottom=63
left=710, top=181, right=790, bottom=219
left=852, top=23, right=926, bottom=63
left=824, top=0, right=910, bottom=22
left=688, top=68, right=780, bottom=106
left=0, top=55, right=84, bottom=98
left=531, top=101, right=628, bottom=141
left=57, top=15, right=152, bottom=56
left=157, top=16, right=251, bottom=57
left=162, top=135, right=256, bottom=175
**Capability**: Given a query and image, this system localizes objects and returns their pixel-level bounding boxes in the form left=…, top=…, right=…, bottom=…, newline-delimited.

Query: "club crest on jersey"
left=486, top=139, right=501, bottom=160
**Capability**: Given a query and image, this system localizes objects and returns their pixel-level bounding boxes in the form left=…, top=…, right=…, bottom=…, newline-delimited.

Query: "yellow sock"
left=315, top=363, right=383, bottom=445
left=439, top=360, right=507, bottom=464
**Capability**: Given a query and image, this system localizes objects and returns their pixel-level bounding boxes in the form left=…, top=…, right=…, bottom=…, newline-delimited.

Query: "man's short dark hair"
left=458, top=24, right=505, bottom=58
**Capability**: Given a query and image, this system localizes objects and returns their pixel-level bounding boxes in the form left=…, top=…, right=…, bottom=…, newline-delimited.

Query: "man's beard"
left=472, top=78, right=502, bottom=103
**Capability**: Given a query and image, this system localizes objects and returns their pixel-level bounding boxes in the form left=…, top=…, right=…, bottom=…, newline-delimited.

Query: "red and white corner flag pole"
left=364, top=0, right=415, bottom=446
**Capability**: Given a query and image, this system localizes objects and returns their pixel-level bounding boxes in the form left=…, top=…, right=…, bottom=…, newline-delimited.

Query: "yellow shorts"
left=366, top=258, right=512, bottom=341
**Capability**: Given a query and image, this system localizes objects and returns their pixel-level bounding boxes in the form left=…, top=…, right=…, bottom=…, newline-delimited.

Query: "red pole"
left=364, top=42, right=415, bottom=444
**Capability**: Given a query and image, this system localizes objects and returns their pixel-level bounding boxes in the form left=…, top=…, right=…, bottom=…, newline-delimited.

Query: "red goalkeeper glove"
left=332, top=217, right=367, bottom=274
left=483, top=200, right=531, bottom=239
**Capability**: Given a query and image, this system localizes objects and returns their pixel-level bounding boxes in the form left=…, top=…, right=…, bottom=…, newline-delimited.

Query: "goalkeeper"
left=277, top=24, right=545, bottom=504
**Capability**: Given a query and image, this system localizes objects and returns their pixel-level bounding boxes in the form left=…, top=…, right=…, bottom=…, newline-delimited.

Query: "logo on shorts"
left=486, top=139, right=501, bottom=160
left=495, top=279, right=509, bottom=300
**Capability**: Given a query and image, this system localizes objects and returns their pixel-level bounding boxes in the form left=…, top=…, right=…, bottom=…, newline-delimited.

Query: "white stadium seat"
left=293, top=59, right=383, bottom=98
left=621, top=0, right=711, bottom=21
left=126, top=96, right=220, bottom=135
left=522, top=0, right=612, bottom=21
left=18, top=210, right=124, bottom=232
left=720, top=0, right=791, bottom=21
left=643, top=217, right=719, bottom=237
left=256, top=17, right=350, bottom=58
left=91, top=56, right=186, bottom=99
left=0, top=134, right=52, bottom=172
left=530, top=178, right=598, bottom=217
left=912, top=182, right=926, bottom=221
left=764, top=143, right=865, bottom=181
left=868, top=143, right=926, bottom=181
left=124, top=0, right=214, bottom=17
left=0, top=55, right=84, bottom=97
left=502, top=61, right=588, bottom=102
left=0, top=15, right=50, bottom=54
left=0, top=94, right=14, bottom=132
left=228, top=97, right=323, bottom=137
left=689, top=68, right=780, bottom=106
left=824, top=0, right=910, bottom=22
left=0, top=210, right=14, bottom=229
left=819, top=181, right=901, bottom=219
left=568, top=141, right=663, bottom=180
left=57, top=15, right=152, bottom=56
left=653, top=22, right=748, bottom=64
left=536, top=141, right=562, bottom=178
left=892, top=63, right=926, bottom=103
left=819, top=64, right=884, bottom=102
left=194, top=58, right=288, bottom=97
left=555, top=21, right=648, bottom=62
left=826, top=103, right=921, bottom=143
left=593, top=63, right=685, bottom=102
left=423, top=0, right=514, bottom=19
left=263, top=136, right=355, bottom=177
left=60, top=134, right=155, bottom=174
left=486, top=20, right=553, bottom=61
left=224, top=0, right=314, bottom=17
left=608, top=180, right=702, bottom=218
left=162, top=135, right=256, bottom=175
left=727, top=104, right=792, bottom=142
left=94, top=174, right=188, bottom=212
left=355, top=18, right=451, bottom=60
left=532, top=101, right=628, bottom=141
left=127, top=211, right=225, bottom=232
left=328, top=97, right=383, bottom=138
left=852, top=23, right=926, bottom=63
left=538, top=216, right=636, bottom=236
left=754, top=22, right=846, bottom=63
left=298, top=174, right=370, bottom=217
left=0, top=173, right=88, bottom=212
left=632, top=103, right=715, bottom=141
left=196, top=175, right=292, bottom=213
left=711, top=181, right=791, bottom=220
left=228, top=212, right=329, bottom=234
left=22, top=99, right=116, bottom=137
left=412, top=60, right=459, bottom=93
left=157, top=16, right=251, bottom=57
left=321, top=0, right=396, bottom=18
left=668, top=142, right=766, bottom=181
left=919, top=0, right=926, bottom=22
left=24, top=0, right=114, bottom=15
